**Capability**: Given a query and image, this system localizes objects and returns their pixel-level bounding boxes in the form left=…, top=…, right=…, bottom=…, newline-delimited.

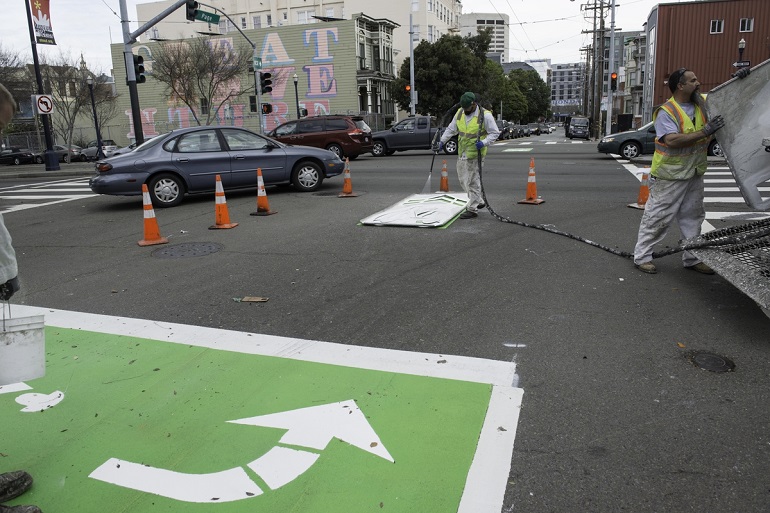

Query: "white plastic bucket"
left=0, top=314, right=46, bottom=385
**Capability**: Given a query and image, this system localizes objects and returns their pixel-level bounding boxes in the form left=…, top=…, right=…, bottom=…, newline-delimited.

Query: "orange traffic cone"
left=209, top=174, right=239, bottom=229
left=138, top=184, right=169, bottom=246
left=439, top=160, right=450, bottom=192
left=518, top=157, right=545, bottom=205
left=338, top=158, right=358, bottom=197
left=628, top=172, right=650, bottom=209
left=250, top=168, right=276, bottom=216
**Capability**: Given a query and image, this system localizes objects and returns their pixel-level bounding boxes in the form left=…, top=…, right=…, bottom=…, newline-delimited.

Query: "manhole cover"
left=313, top=191, right=342, bottom=197
left=151, top=242, right=223, bottom=259
left=689, top=352, right=735, bottom=372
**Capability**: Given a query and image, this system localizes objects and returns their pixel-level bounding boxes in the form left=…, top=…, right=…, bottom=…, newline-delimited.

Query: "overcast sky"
left=2, top=0, right=696, bottom=73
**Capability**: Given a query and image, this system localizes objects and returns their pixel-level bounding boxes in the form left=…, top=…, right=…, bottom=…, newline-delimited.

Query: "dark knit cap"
left=460, top=92, right=476, bottom=108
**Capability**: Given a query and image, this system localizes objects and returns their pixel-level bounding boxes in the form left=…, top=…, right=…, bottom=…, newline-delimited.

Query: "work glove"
left=733, top=67, right=751, bottom=79
left=702, top=115, right=725, bottom=136
left=475, top=140, right=485, bottom=150
left=0, top=277, right=20, bottom=301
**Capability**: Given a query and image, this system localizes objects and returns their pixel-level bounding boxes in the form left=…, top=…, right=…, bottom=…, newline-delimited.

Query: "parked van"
left=568, top=117, right=590, bottom=140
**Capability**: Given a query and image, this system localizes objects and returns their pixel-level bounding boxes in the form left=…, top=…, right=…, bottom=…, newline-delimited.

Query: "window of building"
left=241, top=17, right=247, bottom=29
left=710, top=19, right=724, bottom=34
left=252, top=15, right=261, bottom=28
left=266, top=14, right=272, bottom=26
left=739, top=18, right=754, bottom=32
left=249, top=96, right=257, bottom=112
left=200, top=97, right=209, bottom=115
left=297, top=10, right=315, bottom=24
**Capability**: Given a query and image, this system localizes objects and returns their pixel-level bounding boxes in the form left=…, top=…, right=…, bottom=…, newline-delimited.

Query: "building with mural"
left=109, top=13, right=398, bottom=145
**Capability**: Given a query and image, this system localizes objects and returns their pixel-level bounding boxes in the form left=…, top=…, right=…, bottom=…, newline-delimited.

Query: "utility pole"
left=408, top=14, right=416, bottom=116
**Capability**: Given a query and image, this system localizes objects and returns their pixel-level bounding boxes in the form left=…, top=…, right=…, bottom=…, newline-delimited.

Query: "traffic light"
left=259, top=72, right=273, bottom=94
left=133, top=54, right=146, bottom=84
left=185, top=0, right=199, bottom=21
left=261, top=103, right=273, bottom=114
left=610, top=72, right=618, bottom=91
left=405, top=84, right=411, bottom=93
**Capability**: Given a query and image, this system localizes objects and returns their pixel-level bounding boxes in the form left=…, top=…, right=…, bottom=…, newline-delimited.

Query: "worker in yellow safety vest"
left=437, top=92, right=500, bottom=219
left=633, top=68, right=728, bottom=275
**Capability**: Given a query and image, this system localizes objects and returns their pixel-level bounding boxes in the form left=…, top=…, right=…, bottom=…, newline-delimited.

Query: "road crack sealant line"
left=433, top=100, right=770, bottom=260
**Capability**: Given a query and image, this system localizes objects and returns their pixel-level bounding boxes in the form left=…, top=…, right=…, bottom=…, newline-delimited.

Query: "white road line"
left=705, top=179, right=738, bottom=183
left=706, top=211, right=770, bottom=220
left=1, top=196, right=96, bottom=213
left=704, top=197, right=749, bottom=203
left=0, top=194, right=95, bottom=199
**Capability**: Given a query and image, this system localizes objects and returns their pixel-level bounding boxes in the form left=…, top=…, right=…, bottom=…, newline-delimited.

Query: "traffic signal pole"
left=605, top=0, right=616, bottom=136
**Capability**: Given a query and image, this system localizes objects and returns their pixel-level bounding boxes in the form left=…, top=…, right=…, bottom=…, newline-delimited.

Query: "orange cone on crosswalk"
left=138, top=184, right=169, bottom=246
left=628, top=171, right=650, bottom=209
left=439, top=160, right=450, bottom=192
left=518, top=157, right=545, bottom=205
left=338, top=158, right=358, bottom=197
left=250, top=168, right=276, bottom=216
left=209, top=174, right=239, bottom=229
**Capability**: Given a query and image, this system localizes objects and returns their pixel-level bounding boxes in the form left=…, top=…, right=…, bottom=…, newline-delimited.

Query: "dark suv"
left=267, top=115, right=372, bottom=159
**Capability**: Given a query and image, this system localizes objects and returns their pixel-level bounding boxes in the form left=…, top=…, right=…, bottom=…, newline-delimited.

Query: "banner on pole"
left=29, top=0, right=57, bottom=45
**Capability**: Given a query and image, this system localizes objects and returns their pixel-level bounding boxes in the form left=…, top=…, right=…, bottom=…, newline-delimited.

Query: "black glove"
left=702, top=115, right=725, bottom=136
left=0, top=277, right=20, bottom=300
left=733, top=67, right=751, bottom=79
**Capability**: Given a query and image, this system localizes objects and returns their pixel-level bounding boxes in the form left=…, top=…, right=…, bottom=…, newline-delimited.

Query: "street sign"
left=253, top=56, right=262, bottom=70
left=733, top=60, right=751, bottom=68
left=32, top=95, right=54, bottom=115
left=194, top=10, right=220, bottom=24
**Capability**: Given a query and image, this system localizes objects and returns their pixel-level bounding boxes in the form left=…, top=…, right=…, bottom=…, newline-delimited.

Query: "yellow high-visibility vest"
left=455, top=108, right=488, bottom=158
left=651, top=97, right=709, bottom=180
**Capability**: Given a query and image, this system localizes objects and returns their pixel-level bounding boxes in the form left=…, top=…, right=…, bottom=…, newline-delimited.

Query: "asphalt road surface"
left=3, top=132, right=769, bottom=512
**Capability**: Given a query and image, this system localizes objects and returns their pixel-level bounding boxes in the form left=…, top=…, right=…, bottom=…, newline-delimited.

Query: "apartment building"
left=551, top=62, right=585, bottom=120
left=458, top=13, right=509, bottom=62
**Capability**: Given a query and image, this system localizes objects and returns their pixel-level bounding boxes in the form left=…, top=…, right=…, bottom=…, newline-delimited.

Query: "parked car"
left=34, top=144, right=84, bottom=163
left=81, top=139, right=118, bottom=160
left=0, top=147, right=35, bottom=166
left=89, top=126, right=345, bottom=207
left=519, top=125, right=531, bottom=137
left=370, top=115, right=457, bottom=156
left=266, top=115, right=372, bottom=160
left=528, top=123, right=541, bottom=136
left=597, top=121, right=656, bottom=159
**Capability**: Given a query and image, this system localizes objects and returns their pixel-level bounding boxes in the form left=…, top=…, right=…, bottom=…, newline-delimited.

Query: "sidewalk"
left=0, top=161, right=95, bottom=180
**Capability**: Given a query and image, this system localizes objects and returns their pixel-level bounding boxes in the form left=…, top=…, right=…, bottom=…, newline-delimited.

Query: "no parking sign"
left=32, top=94, right=54, bottom=115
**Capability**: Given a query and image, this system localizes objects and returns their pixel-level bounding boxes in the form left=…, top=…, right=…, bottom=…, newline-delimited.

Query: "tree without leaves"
left=39, top=54, right=91, bottom=150
left=150, top=38, right=252, bottom=126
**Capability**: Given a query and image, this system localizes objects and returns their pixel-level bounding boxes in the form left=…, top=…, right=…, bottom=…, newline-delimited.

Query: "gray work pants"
left=633, top=174, right=706, bottom=267
left=456, top=154, right=484, bottom=211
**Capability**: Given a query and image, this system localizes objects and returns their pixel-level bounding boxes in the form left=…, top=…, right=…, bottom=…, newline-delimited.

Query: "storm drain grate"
left=151, top=242, right=224, bottom=259
left=689, top=351, right=736, bottom=373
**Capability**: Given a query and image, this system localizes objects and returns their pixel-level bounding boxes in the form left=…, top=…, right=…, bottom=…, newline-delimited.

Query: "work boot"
left=459, top=210, right=478, bottom=219
left=0, top=504, right=42, bottom=513
left=477, top=203, right=486, bottom=210
left=685, top=262, right=715, bottom=275
left=636, top=262, right=657, bottom=274
left=0, top=471, right=32, bottom=503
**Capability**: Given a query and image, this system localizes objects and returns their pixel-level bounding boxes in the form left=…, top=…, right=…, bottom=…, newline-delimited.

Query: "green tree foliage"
left=389, top=29, right=543, bottom=124
left=391, top=31, right=492, bottom=120
left=508, top=69, right=551, bottom=122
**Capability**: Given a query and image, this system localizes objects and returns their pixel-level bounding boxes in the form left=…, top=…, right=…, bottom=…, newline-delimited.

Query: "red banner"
left=29, top=0, right=56, bottom=45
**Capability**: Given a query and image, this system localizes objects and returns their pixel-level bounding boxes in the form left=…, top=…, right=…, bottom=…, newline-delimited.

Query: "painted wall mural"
left=115, top=22, right=356, bottom=140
